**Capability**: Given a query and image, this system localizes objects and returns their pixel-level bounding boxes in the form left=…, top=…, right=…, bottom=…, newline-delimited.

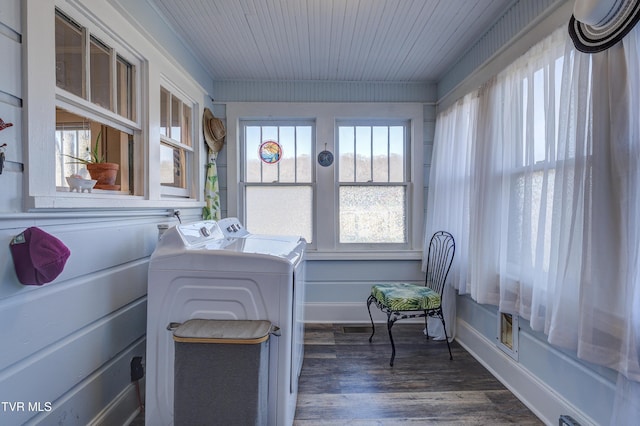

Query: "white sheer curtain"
left=493, top=30, right=568, bottom=334
left=427, top=25, right=640, bottom=423
left=424, top=92, right=478, bottom=339
left=582, top=28, right=640, bottom=424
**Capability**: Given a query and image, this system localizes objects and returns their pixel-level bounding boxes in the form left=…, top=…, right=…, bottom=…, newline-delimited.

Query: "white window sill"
left=27, top=194, right=204, bottom=210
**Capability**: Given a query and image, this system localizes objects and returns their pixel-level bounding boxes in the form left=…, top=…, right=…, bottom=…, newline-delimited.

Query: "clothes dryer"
left=146, top=220, right=306, bottom=426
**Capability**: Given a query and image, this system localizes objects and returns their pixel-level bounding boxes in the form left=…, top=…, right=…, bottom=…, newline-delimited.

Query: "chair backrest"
left=424, top=231, right=455, bottom=297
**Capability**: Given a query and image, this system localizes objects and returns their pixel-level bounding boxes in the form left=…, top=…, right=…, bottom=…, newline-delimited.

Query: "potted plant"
left=64, top=130, right=120, bottom=190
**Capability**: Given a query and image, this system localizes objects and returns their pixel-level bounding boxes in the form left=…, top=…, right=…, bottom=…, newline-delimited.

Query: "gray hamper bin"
left=172, top=319, right=273, bottom=426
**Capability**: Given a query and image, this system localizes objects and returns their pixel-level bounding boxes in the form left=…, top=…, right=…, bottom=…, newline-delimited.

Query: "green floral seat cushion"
left=371, top=283, right=441, bottom=311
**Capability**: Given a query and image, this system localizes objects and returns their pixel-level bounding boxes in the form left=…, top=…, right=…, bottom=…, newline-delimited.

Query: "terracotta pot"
left=87, top=162, right=120, bottom=190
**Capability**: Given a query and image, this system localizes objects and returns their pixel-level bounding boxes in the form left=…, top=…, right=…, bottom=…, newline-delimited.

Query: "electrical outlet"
left=130, top=356, right=144, bottom=381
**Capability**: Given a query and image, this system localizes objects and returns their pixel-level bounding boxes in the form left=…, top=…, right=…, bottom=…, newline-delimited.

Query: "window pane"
left=339, top=126, right=355, bottom=182
left=258, top=127, right=279, bottom=182
left=171, top=96, right=182, bottom=143
left=55, top=121, right=91, bottom=186
left=372, top=126, right=389, bottom=182
left=182, top=103, right=192, bottom=147
left=55, top=12, right=84, bottom=97
left=296, top=126, right=313, bottom=182
left=355, top=126, right=372, bottom=182
left=245, top=186, right=313, bottom=242
left=261, top=126, right=279, bottom=141
left=55, top=107, right=133, bottom=194
left=389, top=126, right=405, bottom=182
left=90, top=36, right=112, bottom=110
left=533, top=68, right=546, bottom=164
left=160, top=143, right=186, bottom=188
left=278, top=127, right=295, bottom=182
left=116, top=55, right=134, bottom=120
left=339, top=185, right=406, bottom=243
left=160, top=89, right=169, bottom=137
left=261, top=150, right=279, bottom=182
left=245, top=126, right=262, bottom=182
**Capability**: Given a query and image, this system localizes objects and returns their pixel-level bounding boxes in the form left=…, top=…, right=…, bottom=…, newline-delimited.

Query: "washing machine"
left=146, top=218, right=306, bottom=426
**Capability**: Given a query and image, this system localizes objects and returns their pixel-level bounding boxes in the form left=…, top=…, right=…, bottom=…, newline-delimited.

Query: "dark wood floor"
left=132, top=323, right=542, bottom=425
left=294, top=323, right=542, bottom=425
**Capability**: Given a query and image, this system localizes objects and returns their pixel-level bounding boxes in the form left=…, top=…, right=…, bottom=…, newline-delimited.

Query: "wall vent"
left=559, top=414, right=580, bottom=426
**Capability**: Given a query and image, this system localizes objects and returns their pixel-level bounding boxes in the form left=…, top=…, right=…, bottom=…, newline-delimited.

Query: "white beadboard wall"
left=0, top=215, right=160, bottom=426
left=0, top=1, right=23, bottom=214
left=212, top=80, right=436, bottom=103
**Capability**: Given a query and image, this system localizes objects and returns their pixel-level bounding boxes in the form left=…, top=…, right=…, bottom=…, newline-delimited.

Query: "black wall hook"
left=0, top=145, right=5, bottom=175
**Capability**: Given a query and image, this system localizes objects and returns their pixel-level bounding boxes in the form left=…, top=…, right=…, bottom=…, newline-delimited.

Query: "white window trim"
left=24, top=0, right=206, bottom=210
left=226, top=102, right=424, bottom=259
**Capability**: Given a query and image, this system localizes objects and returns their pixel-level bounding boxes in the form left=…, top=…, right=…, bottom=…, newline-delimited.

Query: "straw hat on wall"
left=203, top=107, right=226, bottom=153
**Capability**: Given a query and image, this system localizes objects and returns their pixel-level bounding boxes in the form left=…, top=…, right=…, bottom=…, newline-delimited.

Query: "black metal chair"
left=367, top=231, right=455, bottom=366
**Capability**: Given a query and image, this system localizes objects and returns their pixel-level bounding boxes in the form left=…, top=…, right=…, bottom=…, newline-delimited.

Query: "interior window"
left=159, top=86, right=194, bottom=197
left=55, top=108, right=133, bottom=193
left=54, top=8, right=138, bottom=196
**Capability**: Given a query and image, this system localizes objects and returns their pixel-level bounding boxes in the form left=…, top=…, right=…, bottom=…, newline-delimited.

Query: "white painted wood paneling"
left=0, top=172, right=23, bottom=212
left=306, top=259, right=422, bottom=283
left=145, top=0, right=514, bottom=82
left=0, top=0, right=21, bottom=34
left=0, top=220, right=159, bottom=299
left=44, top=340, right=145, bottom=426
left=0, top=262, right=148, bottom=368
left=304, top=258, right=425, bottom=323
left=212, top=80, right=436, bottom=103
left=0, top=34, right=21, bottom=100
left=0, top=301, right=145, bottom=425
left=0, top=101, right=22, bottom=213
left=0, top=218, right=158, bottom=425
left=0, top=103, right=22, bottom=163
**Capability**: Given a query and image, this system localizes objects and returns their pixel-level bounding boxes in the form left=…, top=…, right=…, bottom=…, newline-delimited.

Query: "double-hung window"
left=229, top=103, right=423, bottom=257
left=240, top=121, right=314, bottom=242
left=337, top=121, right=409, bottom=247
left=160, top=86, right=194, bottom=197
left=54, top=8, right=139, bottom=195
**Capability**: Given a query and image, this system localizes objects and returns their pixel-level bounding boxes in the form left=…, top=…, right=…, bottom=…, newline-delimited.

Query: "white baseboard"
left=89, top=380, right=144, bottom=426
left=455, top=318, right=596, bottom=426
